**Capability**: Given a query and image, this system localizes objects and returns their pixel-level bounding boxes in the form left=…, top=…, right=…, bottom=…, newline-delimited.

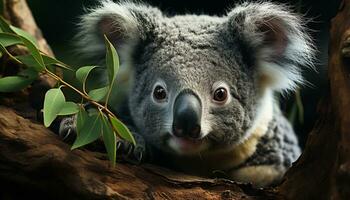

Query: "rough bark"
left=2, top=0, right=53, bottom=56
left=277, top=0, right=350, bottom=199
left=0, top=106, right=275, bottom=200
left=0, top=0, right=350, bottom=199
left=0, top=0, right=57, bottom=120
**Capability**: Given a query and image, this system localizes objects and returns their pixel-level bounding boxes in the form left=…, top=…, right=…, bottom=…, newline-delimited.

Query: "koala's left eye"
left=213, top=87, right=228, bottom=103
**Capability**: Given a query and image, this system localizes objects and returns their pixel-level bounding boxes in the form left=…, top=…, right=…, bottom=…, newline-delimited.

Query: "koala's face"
left=129, top=17, right=259, bottom=154
left=79, top=2, right=313, bottom=155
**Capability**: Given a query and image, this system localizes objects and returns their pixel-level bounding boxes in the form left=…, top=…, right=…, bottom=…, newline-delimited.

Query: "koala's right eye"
left=153, top=85, right=167, bottom=101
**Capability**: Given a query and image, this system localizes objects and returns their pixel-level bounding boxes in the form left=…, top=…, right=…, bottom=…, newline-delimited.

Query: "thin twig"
left=44, top=69, right=116, bottom=118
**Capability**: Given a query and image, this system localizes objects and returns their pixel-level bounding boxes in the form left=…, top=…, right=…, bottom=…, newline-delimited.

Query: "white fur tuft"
left=244, top=88, right=274, bottom=141
left=228, top=2, right=316, bottom=92
left=75, top=0, right=146, bottom=62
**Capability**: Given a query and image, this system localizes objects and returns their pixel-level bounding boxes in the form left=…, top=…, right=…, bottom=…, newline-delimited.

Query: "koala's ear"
left=227, top=2, right=315, bottom=92
left=76, top=0, right=161, bottom=62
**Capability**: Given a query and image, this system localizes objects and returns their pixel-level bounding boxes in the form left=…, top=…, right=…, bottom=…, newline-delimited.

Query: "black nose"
left=172, top=92, right=202, bottom=139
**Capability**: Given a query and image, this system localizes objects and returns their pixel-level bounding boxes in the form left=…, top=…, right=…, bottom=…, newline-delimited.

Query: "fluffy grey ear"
left=227, top=2, right=315, bottom=92
left=76, top=0, right=161, bottom=62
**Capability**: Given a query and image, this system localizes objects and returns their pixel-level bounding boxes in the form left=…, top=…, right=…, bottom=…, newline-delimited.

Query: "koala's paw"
left=59, top=114, right=147, bottom=164
left=116, top=132, right=147, bottom=165
left=58, top=115, right=77, bottom=142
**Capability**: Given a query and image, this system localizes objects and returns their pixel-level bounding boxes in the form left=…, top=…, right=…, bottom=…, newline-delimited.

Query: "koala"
left=59, top=0, right=314, bottom=187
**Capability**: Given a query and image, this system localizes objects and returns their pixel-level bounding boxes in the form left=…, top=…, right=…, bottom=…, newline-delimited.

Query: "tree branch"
left=0, top=106, right=271, bottom=200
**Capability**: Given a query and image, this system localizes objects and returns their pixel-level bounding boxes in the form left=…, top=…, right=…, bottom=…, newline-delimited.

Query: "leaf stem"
left=104, top=79, right=114, bottom=107
left=44, top=69, right=116, bottom=118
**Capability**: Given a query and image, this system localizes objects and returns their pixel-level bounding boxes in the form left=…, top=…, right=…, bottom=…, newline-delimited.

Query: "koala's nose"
left=172, top=92, right=202, bottom=139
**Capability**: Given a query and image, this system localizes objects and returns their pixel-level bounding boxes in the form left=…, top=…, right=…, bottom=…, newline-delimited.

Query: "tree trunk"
left=0, top=0, right=349, bottom=199
left=277, top=0, right=350, bottom=199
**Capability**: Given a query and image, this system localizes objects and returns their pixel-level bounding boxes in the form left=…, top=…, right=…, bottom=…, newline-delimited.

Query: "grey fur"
left=238, top=107, right=301, bottom=170
left=61, top=0, right=315, bottom=187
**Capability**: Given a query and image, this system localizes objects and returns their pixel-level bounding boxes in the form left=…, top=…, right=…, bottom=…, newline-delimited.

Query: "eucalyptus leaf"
left=75, top=66, right=96, bottom=83
left=19, top=36, right=45, bottom=71
left=0, top=42, right=22, bottom=63
left=88, top=86, right=109, bottom=102
left=104, top=35, right=119, bottom=85
left=18, top=68, right=39, bottom=79
left=101, top=114, right=116, bottom=165
left=86, top=108, right=100, bottom=117
left=42, top=55, right=72, bottom=70
left=0, top=75, right=34, bottom=92
left=109, top=115, right=135, bottom=145
left=0, top=32, right=22, bottom=47
left=0, top=16, right=13, bottom=33
left=43, top=88, right=66, bottom=127
left=16, top=55, right=37, bottom=66
left=76, top=108, right=88, bottom=135
left=16, top=55, right=44, bottom=72
left=76, top=66, right=97, bottom=94
left=10, top=26, right=37, bottom=47
left=16, top=54, right=72, bottom=71
left=71, top=113, right=103, bottom=149
left=58, top=102, right=79, bottom=116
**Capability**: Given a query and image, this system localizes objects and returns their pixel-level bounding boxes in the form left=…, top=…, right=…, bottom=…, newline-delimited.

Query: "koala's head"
left=78, top=1, right=314, bottom=155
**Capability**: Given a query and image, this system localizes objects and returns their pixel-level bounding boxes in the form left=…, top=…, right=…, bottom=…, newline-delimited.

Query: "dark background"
left=26, top=0, right=341, bottom=148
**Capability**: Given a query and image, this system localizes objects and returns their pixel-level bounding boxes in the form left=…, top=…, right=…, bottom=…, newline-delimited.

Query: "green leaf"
left=42, top=55, right=72, bottom=70
left=10, top=26, right=38, bottom=47
left=0, top=32, right=22, bottom=47
left=58, top=102, right=79, bottom=116
left=101, top=114, right=116, bottom=165
left=18, top=68, right=38, bottom=79
left=86, top=108, right=100, bottom=116
left=76, top=66, right=97, bottom=94
left=104, top=35, right=119, bottom=85
left=104, top=36, right=120, bottom=105
left=0, top=42, right=21, bottom=63
left=16, top=55, right=37, bottom=66
left=19, top=36, right=45, bottom=71
left=43, top=88, right=66, bottom=127
left=71, top=113, right=103, bottom=149
left=0, top=17, right=38, bottom=47
left=0, top=69, right=37, bottom=93
left=0, top=75, right=34, bottom=92
left=75, top=66, right=96, bottom=83
left=16, top=54, right=72, bottom=71
left=16, top=55, right=44, bottom=72
left=0, top=32, right=43, bottom=71
left=88, top=86, right=109, bottom=102
left=108, top=115, right=135, bottom=145
left=76, top=108, right=88, bottom=134
left=0, top=16, right=13, bottom=33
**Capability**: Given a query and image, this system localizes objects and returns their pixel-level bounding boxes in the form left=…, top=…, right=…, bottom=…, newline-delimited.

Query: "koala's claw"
left=132, top=146, right=145, bottom=164
left=59, top=114, right=146, bottom=164
left=116, top=136, right=146, bottom=165
left=61, top=128, right=72, bottom=141
left=58, top=116, right=77, bottom=142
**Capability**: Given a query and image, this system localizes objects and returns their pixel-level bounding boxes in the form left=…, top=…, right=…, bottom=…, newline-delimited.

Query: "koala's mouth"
left=167, top=135, right=209, bottom=155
